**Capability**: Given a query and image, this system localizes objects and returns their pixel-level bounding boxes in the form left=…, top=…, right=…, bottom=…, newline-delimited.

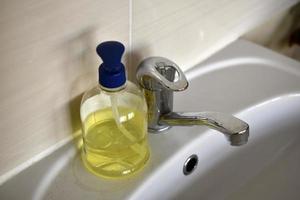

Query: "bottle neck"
left=99, top=82, right=126, bottom=93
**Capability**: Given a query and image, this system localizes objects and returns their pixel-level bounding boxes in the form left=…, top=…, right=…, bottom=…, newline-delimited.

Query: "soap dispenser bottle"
left=80, top=41, right=150, bottom=179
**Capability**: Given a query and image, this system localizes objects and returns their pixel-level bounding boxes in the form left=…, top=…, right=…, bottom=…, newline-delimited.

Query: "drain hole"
left=183, top=154, right=198, bottom=175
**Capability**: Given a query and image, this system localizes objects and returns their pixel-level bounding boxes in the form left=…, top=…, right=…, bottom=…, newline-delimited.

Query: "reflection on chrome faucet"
left=136, top=57, right=249, bottom=146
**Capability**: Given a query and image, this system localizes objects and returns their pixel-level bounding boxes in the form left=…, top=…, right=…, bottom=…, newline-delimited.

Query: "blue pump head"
left=96, top=41, right=126, bottom=89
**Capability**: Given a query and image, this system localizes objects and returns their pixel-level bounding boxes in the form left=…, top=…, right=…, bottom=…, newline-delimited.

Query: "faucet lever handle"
left=137, top=57, right=188, bottom=91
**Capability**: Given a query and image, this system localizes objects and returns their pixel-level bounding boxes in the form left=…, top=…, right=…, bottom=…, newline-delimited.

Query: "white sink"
left=1, top=40, right=300, bottom=200
left=131, top=94, right=300, bottom=200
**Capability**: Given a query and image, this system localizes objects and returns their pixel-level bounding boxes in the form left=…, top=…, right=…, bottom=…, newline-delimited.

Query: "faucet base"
left=148, top=125, right=171, bottom=133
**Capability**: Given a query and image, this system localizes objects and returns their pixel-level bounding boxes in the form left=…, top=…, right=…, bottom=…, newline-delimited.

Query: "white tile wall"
left=243, top=3, right=300, bottom=61
left=0, top=0, right=129, bottom=178
left=131, top=0, right=298, bottom=76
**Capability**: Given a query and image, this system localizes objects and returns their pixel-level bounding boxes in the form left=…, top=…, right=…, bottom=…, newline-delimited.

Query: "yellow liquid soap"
left=82, top=107, right=150, bottom=179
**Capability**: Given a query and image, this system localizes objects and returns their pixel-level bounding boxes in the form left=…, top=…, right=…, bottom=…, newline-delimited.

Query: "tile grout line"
left=129, top=0, right=133, bottom=67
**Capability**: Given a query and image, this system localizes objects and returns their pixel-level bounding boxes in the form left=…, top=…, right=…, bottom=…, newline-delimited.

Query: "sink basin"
left=130, top=94, right=300, bottom=200
left=1, top=40, right=300, bottom=200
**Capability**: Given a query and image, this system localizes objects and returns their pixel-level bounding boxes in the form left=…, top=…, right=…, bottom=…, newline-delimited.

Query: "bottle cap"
left=96, top=41, right=126, bottom=88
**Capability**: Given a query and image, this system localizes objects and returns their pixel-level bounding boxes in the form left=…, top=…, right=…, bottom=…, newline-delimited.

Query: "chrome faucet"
left=136, top=57, right=249, bottom=146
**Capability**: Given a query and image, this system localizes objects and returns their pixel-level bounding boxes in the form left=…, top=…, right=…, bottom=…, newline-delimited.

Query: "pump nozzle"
left=96, top=41, right=126, bottom=89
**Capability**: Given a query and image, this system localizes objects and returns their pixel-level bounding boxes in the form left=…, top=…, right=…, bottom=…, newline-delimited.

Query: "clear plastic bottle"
left=80, top=41, right=149, bottom=179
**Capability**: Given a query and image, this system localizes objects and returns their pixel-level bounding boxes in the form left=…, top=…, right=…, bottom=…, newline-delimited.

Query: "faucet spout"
left=160, top=112, right=249, bottom=146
